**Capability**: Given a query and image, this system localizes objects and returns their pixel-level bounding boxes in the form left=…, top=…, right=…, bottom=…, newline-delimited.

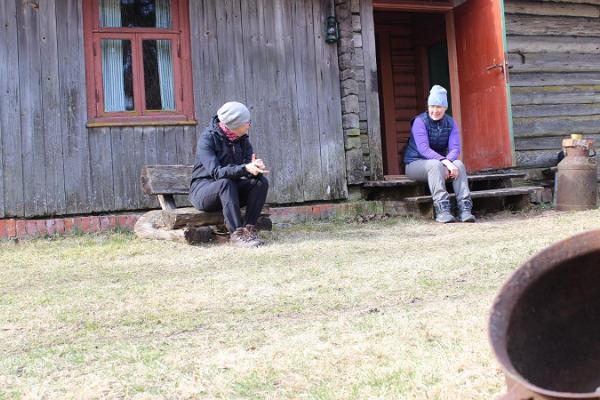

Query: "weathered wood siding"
left=189, top=0, right=347, bottom=203
left=0, top=0, right=346, bottom=218
left=505, top=0, right=600, bottom=170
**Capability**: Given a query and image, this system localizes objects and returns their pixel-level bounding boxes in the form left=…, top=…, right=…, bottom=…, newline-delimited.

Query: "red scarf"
left=219, top=122, right=243, bottom=142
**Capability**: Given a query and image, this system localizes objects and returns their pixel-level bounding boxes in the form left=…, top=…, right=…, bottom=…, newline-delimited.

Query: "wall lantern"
left=325, top=16, right=339, bottom=43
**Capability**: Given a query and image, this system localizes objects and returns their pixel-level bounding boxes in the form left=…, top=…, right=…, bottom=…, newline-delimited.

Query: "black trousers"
left=189, top=176, right=269, bottom=232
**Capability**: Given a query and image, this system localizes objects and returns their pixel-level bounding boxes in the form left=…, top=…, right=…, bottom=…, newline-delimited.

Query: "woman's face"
left=230, top=120, right=252, bottom=137
left=428, top=105, right=447, bottom=121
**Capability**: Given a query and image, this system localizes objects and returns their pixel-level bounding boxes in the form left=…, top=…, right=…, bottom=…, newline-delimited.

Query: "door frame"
left=372, top=0, right=514, bottom=174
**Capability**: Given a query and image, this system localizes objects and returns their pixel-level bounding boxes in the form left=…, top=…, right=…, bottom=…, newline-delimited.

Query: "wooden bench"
left=135, top=165, right=271, bottom=244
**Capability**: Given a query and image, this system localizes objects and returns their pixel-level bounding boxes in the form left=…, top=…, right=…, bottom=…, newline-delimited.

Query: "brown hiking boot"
left=229, top=227, right=263, bottom=248
left=245, top=224, right=265, bottom=246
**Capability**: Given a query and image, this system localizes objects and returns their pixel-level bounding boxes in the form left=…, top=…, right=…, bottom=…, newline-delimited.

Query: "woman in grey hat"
left=189, top=101, right=269, bottom=247
left=403, top=85, right=475, bottom=223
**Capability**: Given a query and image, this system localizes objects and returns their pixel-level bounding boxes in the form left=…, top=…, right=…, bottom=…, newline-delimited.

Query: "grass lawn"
left=1, top=208, right=599, bottom=399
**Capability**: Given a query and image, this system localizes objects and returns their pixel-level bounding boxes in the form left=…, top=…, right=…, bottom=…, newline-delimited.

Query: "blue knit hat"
left=217, top=101, right=251, bottom=129
left=427, top=85, right=448, bottom=107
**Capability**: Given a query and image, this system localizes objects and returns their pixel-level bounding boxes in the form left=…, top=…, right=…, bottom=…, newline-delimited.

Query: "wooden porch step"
left=364, top=171, right=526, bottom=188
left=404, top=186, right=543, bottom=204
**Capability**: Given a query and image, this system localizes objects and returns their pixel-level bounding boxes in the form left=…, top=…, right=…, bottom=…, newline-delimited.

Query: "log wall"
left=505, top=0, right=600, bottom=171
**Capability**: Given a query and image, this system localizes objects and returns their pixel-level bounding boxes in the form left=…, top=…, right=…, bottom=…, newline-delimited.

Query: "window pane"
left=99, top=0, right=171, bottom=28
left=143, top=40, right=175, bottom=111
left=101, top=39, right=134, bottom=112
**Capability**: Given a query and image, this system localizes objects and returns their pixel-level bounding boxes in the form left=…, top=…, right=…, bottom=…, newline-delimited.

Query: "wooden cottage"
left=0, top=0, right=598, bottom=220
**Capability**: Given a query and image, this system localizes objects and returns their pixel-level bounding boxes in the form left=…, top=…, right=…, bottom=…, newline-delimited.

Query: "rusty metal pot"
left=489, top=229, right=600, bottom=399
left=555, top=138, right=597, bottom=211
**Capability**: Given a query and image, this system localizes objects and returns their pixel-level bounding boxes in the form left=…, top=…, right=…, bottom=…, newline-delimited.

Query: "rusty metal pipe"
left=489, top=230, right=600, bottom=399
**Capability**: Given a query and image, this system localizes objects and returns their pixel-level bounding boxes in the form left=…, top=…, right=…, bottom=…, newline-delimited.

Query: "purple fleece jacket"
left=411, top=117, right=461, bottom=161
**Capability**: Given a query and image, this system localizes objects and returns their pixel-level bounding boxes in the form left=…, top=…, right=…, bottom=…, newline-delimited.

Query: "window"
left=83, top=0, right=195, bottom=126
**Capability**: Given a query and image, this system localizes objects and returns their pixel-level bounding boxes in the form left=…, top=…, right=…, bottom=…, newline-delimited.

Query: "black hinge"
left=177, top=43, right=181, bottom=58
left=93, top=43, right=96, bottom=57
left=95, top=89, right=99, bottom=103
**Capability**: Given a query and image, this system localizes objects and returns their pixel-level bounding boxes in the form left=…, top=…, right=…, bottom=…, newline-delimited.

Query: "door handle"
left=486, top=63, right=504, bottom=73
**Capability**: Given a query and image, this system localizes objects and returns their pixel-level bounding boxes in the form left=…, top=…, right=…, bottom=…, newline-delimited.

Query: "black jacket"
left=190, top=115, right=254, bottom=189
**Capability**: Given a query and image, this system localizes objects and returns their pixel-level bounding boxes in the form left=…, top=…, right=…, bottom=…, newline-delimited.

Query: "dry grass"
left=1, top=208, right=600, bottom=399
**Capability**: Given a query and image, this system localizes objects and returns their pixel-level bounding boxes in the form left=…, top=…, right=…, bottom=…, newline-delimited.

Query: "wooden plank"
left=111, top=127, right=136, bottom=210
left=505, top=15, right=600, bottom=37
left=508, top=52, right=600, bottom=73
left=189, top=0, right=221, bottom=125
left=39, top=0, right=66, bottom=215
left=516, top=149, right=561, bottom=168
left=510, top=85, right=600, bottom=105
left=290, top=0, right=324, bottom=200
left=270, top=0, right=303, bottom=202
left=141, top=165, right=193, bottom=195
left=18, top=1, right=47, bottom=217
left=240, top=0, right=273, bottom=202
left=361, top=0, right=384, bottom=180
left=215, top=0, right=246, bottom=101
left=177, top=125, right=198, bottom=165
left=314, top=0, right=347, bottom=199
left=405, top=186, right=542, bottom=203
left=516, top=134, right=580, bottom=151
left=140, top=126, right=160, bottom=208
left=538, top=0, right=600, bottom=5
left=509, top=72, right=600, bottom=87
left=132, top=127, right=147, bottom=207
left=259, top=0, right=284, bottom=203
left=504, top=1, right=600, bottom=17
left=508, top=35, right=600, bottom=54
left=366, top=171, right=526, bottom=187
left=512, top=103, right=600, bottom=118
left=56, top=0, right=91, bottom=214
left=88, top=128, right=115, bottom=211
left=516, top=133, right=600, bottom=151
left=161, top=207, right=224, bottom=229
left=0, top=0, right=21, bottom=217
left=513, top=115, right=600, bottom=137
left=157, top=127, right=179, bottom=165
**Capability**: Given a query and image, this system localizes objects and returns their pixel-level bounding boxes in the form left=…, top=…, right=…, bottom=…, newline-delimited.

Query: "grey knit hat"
left=427, top=85, right=448, bottom=107
left=217, top=101, right=251, bottom=129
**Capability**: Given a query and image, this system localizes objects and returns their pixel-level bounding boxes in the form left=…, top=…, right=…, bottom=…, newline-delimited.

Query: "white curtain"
left=155, top=0, right=175, bottom=110
left=100, top=0, right=126, bottom=112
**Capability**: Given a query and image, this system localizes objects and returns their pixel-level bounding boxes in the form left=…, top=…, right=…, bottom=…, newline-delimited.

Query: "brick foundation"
left=0, top=213, right=141, bottom=241
left=0, top=201, right=397, bottom=241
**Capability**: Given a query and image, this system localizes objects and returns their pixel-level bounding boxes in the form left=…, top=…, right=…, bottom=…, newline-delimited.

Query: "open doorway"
left=375, top=11, right=450, bottom=175
left=372, top=0, right=514, bottom=176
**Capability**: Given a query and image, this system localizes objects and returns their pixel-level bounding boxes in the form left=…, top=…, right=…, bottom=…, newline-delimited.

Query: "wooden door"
left=453, top=0, right=513, bottom=171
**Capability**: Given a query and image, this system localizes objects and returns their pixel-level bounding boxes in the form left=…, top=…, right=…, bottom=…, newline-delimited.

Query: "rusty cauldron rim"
left=489, top=229, right=600, bottom=399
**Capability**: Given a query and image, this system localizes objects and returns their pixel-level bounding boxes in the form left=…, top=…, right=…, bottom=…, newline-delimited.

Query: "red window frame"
left=83, top=0, right=195, bottom=127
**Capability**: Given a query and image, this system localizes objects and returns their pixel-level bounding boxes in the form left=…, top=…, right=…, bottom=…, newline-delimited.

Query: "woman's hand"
left=441, top=159, right=459, bottom=179
left=245, top=154, right=269, bottom=176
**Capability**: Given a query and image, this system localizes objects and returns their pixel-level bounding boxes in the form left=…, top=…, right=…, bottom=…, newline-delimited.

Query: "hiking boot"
left=229, top=227, right=263, bottom=248
left=245, top=224, right=265, bottom=246
left=457, top=198, right=476, bottom=223
left=433, top=200, right=456, bottom=223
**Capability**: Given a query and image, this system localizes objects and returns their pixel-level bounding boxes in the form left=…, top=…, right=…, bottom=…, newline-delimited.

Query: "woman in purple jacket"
left=403, top=85, right=475, bottom=223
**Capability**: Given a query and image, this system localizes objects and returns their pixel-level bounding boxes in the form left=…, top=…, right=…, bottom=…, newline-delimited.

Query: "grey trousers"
left=405, top=159, right=470, bottom=203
